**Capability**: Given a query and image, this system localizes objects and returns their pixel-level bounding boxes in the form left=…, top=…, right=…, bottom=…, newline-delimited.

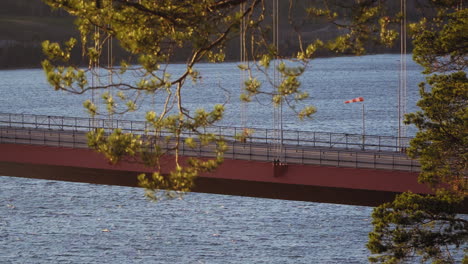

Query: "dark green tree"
left=367, top=3, right=467, bottom=263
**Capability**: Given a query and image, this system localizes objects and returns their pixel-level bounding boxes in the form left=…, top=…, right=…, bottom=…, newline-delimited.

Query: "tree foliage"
left=41, top=0, right=396, bottom=200
left=406, top=72, right=467, bottom=195
left=366, top=2, right=467, bottom=263
left=367, top=70, right=468, bottom=263
left=368, top=192, right=467, bottom=264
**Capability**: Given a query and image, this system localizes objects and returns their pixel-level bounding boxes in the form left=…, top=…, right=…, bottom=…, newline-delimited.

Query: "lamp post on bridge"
left=345, top=97, right=365, bottom=150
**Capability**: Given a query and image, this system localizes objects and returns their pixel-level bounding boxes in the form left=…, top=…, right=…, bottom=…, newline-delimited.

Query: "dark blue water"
left=0, top=54, right=425, bottom=263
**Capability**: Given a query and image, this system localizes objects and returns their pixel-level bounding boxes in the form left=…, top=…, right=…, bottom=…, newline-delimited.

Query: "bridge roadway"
left=1, top=113, right=454, bottom=210
left=0, top=126, right=419, bottom=171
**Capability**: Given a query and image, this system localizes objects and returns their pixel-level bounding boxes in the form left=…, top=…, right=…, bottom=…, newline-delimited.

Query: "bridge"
left=0, top=112, right=441, bottom=209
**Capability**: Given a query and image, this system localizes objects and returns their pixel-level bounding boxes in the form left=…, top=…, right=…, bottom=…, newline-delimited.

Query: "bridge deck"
left=0, top=113, right=419, bottom=172
left=0, top=125, right=419, bottom=172
left=2, top=113, right=450, bottom=210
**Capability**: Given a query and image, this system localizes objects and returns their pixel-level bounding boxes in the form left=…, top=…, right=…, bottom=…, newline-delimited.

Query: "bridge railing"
left=0, top=112, right=412, bottom=153
left=0, top=125, right=420, bottom=172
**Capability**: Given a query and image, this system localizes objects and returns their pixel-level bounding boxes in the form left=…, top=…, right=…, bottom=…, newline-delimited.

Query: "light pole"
left=344, top=97, right=365, bottom=150
left=362, top=103, right=365, bottom=149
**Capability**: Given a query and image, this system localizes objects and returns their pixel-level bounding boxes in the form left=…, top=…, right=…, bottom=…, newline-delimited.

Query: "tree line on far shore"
left=0, top=0, right=412, bottom=69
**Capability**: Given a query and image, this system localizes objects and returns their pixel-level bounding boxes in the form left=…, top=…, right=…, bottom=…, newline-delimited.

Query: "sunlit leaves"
left=42, top=60, right=88, bottom=91
left=327, top=34, right=354, bottom=54
left=307, top=7, right=337, bottom=19
left=138, top=54, right=161, bottom=73
left=244, top=77, right=261, bottom=94
left=298, top=106, right=317, bottom=121
left=145, top=111, right=157, bottom=123
left=87, top=128, right=142, bottom=164
left=237, top=64, right=248, bottom=70
left=101, top=91, right=115, bottom=114
left=206, top=50, right=226, bottom=63
left=42, top=38, right=77, bottom=62
left=83, top=99, right=97, bottom=116
left=259, top=54, right=271, bottom=68
left=411, top=9, right=468, bottom=74
left=185, top=137, right=196, bottom=148
left=125, top=100, right=137, bottom=112
left=234, top=128, right=254, bottom=143
left=137, top=168, right=196, bottom=201
left=297, top=40, right=323, bottom=61
left=189, top=105, right=225, bottom=129
left=378, top=16, right=398, bottom=47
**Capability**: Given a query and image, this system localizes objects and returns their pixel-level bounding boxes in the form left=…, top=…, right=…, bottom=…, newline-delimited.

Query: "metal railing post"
left=267, top=144, right=270, bottom=161
left=182, top=138, right=185, bottom=155
left=345, top=134, right=348, bottom=149
left=232, top=141, right=235, bottom=159
left=283, top=146, right=287, bottom=163
left=362, top=134, right=365, bottom=150
left=199, top=140, right=202, bottom=157
left=355, top=152, right=358, bottom=168
left=301, top=148, right=304, bottom=164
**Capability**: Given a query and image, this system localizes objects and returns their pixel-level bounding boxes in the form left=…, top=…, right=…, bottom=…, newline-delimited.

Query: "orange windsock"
left=344, top=97, right=364, bottom=104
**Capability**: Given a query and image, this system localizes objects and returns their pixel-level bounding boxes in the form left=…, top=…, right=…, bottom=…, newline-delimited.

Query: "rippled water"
left=0, top=177, right=373, bottom=263
left=0, top=54, right=426, bottom=263
left=0, top=54, right=424, bottom=135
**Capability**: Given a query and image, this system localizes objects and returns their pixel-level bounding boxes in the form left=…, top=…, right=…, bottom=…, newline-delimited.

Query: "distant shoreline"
left=0, top=52, right=408, bottom=71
